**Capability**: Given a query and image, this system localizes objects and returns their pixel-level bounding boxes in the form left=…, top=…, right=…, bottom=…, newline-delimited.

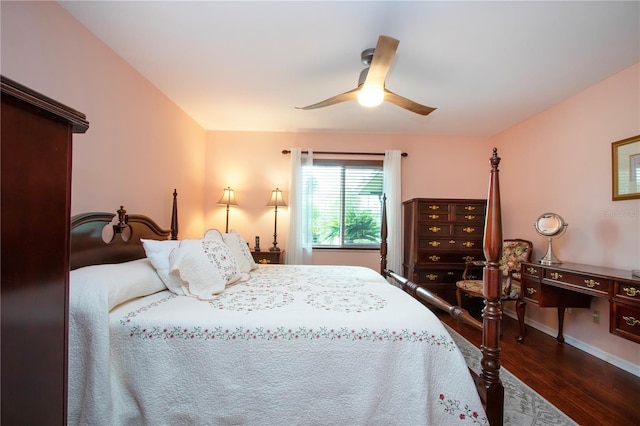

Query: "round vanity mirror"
left=534, top=213, right=567, bottom=265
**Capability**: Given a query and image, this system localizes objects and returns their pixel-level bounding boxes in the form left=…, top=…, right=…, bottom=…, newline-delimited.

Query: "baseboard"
left=503, top=310, right=640, bottom=377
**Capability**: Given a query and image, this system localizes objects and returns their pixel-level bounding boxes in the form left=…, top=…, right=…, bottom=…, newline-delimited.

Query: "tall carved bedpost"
left=380, top=194, right=388, bottom=276
left=482, top=148, right=504, bottom=425
left=171, top=188, right=179, bottom=240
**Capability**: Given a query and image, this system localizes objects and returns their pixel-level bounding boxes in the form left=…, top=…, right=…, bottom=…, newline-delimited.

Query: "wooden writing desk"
left=519, top=261, right=640, bottom=344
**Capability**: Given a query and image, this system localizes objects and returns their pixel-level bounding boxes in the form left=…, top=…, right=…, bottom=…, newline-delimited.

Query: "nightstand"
left=251, top=250, right=284, bottom=265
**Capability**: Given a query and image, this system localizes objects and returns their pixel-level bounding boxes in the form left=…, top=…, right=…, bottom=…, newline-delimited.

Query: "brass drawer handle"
left=258, top=259, right=271, bottom=264
left=463, top=227, right=475, bottom=233
left=464, top=215, right=475, bottom=220
left=428, top=205, right=439, bottom=210
left=447, top=271, right=454, bottom=276
left=550, top=272, right=563, bottom=280
left=623, top=286, right=639, bottom=297
left=463, top=256, right=475, bottom=262
left=425, top=274, right=438, bottom=281
left=527, top=287, right=537, bottom=295
left=428, top=255, right=440, bottom=262
left=462, top=241, right=475, bottom=248
left=428, top=241, right=440, bottom=247
left=428, top=226, right=441, bottom=233
left=449, top=240, right=456, bottom=244
left=428, top=214, right=440, bottom=220
left=623, top=316, right=640, bottom=327
left=526, top=266, right=537, bottom=274
left=464, top=206, right=476, bottom=211
left=584, top=279, right=600, bottom=288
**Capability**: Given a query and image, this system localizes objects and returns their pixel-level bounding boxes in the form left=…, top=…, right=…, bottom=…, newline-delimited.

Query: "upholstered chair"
left=455, top=239, right=533, bottom=341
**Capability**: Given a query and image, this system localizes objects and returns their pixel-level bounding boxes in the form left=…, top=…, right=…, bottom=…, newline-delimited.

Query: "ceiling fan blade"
left=384, top=89, right=436, bottom=116
left=363, top=35, right=399, bottom=88
left=296, top=87, right=359, bottom=110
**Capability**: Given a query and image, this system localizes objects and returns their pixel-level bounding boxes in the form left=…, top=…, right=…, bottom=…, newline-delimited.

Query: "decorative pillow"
left=70, top=258, right=166, bottom=310
left=169, top=239, right=247, bottom=300
left=203, top=228, right=224, bottom=242
left=203, top=229, right=257, bottom=273
left=141, top=239, right=184, bottom=295
left=223, top=230, right=257, bottom=273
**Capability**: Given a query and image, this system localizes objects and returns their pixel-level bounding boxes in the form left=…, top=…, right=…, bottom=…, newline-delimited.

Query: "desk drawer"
left=522, top=263, right=541, bottom=279
left=610, top=301, right=640, bottom=344
left=543, top=270, right=612, bottom=297
left=523, top=276, right=591, bottom=308
left=615, top=281, right=640, bottom=305
left=522, top=279, right=541, bottom=303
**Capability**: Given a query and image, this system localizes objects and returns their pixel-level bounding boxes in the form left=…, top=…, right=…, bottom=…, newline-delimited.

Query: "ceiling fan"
left=296, top=35, right=436, bottom=116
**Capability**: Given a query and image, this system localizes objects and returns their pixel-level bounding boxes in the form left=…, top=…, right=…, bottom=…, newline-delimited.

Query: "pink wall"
left=492, top=63, right=640, bottom=370
left=1, top=1, right=206, bottom=238
left=205, top=131, right=490, bottom=270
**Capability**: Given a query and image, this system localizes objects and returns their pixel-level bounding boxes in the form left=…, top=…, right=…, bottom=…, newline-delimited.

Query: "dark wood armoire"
left=1, top=76, right=89, bottom=424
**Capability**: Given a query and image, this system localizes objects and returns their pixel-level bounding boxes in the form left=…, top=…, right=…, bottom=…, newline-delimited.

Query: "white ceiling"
left=59, top=1, right=639, bottom=136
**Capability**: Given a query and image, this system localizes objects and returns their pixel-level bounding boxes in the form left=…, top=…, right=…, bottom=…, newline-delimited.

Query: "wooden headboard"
left=70, top=190, right=178, bottom=270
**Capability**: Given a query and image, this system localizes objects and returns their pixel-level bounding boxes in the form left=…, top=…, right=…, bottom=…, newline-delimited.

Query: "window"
left=304, top=159, right=383, bottom=248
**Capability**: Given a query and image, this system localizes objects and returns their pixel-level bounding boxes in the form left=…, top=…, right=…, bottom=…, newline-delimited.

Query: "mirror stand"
left=540, top=236, right=562, bottom=265
left=534, top=212, right=568, bottom=265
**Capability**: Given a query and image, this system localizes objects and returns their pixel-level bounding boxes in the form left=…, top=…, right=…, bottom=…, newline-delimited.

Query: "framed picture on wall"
left=612, top=135, right=640, bottom=201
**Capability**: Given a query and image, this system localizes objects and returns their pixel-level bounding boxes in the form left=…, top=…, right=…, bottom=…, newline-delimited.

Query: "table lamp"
left=266, top=188, right=287, bottom=251
left=217, top=187, right=238, bottom=233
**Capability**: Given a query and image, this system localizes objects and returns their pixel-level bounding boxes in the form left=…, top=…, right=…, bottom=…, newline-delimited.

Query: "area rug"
left=444, top=325, right=578, bottom=426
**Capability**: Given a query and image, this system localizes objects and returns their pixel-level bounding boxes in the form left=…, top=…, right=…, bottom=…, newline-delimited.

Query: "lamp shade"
left=266, top=188, right=287, bottom=207
left=218, top=187, right=238, bottom=206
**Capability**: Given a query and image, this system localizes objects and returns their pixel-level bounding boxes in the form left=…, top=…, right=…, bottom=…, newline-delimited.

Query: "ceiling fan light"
left=358, top=86, right=384, bottom=107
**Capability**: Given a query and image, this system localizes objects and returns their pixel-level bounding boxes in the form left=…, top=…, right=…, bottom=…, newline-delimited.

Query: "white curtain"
left=286, top=148, right=313, bottom=264
left=383, top=150, right=403, bottom=278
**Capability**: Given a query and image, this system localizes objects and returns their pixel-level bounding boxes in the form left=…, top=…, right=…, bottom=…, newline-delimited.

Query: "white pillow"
left=223, top=230, right=257, bottom=273
left=141, top=238, right=184, bottom=295
left=203, top=228, right=257, bottom=273
left=70, top=258, right=166, bottom=310
left=169, top=239, right=246, bottom=300
left=203, top=228, right=224, bottom=242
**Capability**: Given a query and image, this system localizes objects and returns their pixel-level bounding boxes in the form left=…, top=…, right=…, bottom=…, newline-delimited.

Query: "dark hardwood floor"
left=438, top=311, right=640, bottom=426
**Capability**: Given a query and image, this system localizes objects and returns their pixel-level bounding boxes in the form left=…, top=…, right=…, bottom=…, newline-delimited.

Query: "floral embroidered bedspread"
left=70, top=263, right=487, bottom=425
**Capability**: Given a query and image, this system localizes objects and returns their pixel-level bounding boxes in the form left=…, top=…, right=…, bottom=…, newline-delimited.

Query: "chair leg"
left=515, top=299, right=526, bottom=343
left=456, top=287, right=463, bottom=307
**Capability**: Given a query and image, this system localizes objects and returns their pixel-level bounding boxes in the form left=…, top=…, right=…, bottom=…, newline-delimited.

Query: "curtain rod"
left=281, top=149, right=408, bottom=157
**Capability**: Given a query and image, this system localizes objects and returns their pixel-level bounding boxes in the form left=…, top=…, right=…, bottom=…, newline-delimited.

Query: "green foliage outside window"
left=306, top=160, right=383, bottom=248
left=322, top=210, right=381, bottom=244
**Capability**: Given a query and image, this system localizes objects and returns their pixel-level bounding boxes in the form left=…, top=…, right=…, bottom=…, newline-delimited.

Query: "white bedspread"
left=70, top=263, right=487, bottom=425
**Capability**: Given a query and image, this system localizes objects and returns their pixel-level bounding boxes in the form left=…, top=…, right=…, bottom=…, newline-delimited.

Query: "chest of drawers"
left=403, top=198, right=486, bottom=304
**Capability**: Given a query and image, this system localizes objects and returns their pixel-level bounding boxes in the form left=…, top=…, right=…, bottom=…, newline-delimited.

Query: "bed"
left=68, top=149, right=504, bottom=425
